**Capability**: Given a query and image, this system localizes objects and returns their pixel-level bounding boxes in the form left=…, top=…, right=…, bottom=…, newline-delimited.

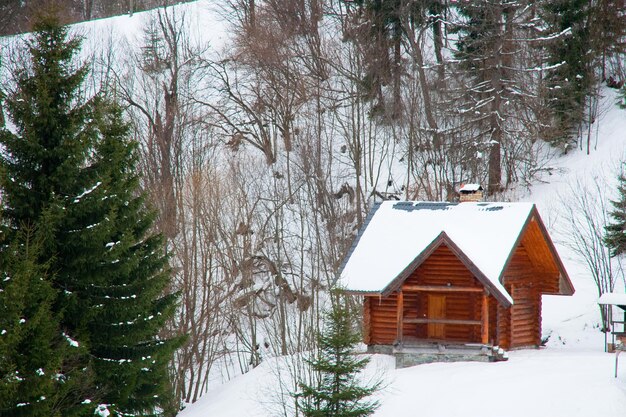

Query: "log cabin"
left=338, top=193, right=574, bottom=355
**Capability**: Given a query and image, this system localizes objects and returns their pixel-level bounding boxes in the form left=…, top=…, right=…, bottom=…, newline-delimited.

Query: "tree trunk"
left=431, top=1, right=446, bottom=85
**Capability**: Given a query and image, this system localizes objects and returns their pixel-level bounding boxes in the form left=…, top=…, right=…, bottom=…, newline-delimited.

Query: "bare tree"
left=111, top=7, right=241, bottom=404
left=560, top=176, right=624, bottom=330
left=117, top=7, right=206, bottom=240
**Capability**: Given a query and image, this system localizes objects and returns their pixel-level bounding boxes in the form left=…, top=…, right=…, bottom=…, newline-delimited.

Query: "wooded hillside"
left=1, top=1, right=625, bottom=415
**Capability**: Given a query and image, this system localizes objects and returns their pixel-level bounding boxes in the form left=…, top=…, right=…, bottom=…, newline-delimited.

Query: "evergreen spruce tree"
left=348, top=0, right=434, bottom=118
left=296, top=301, right=379, bottom=417
left=0, top=13, right=179, bottom=416
left=604, top=165, right=626, bottom=257
left=0, top=226, right=57, bottom=417
left=0, top=221, right=93, bottom=417
left=451, top=0, right=544, bottom=194
left=588, top=0, right=626, bottom=83
left=77, top=98, right=180, bottom=417
left=541, top=0, right=594, bottom=146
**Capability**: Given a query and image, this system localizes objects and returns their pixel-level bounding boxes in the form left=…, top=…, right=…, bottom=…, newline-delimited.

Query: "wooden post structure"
left=363, top=297, right=371, bottom=345
left=397, top=290, right=404, bottom=344
left=481, top=293, right=489, bottom=344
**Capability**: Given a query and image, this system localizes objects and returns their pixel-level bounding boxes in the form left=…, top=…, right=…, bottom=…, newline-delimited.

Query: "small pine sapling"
left=296, top=298, right=380, bottom=417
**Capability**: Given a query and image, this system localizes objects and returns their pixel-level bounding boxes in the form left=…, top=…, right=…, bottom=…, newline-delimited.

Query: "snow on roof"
left=459, top=183, right=483, bottom=192
left=339, top=201, right=537, bottom=304
left=598, top=292, right=626, bottom=306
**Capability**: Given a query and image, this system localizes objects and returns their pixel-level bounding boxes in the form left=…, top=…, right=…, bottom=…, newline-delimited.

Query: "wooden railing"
left=403, top=318, right=481, bottom=326
left=396, top=287, right=490, bottom=345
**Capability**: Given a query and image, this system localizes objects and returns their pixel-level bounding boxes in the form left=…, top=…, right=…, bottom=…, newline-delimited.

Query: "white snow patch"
left=178, top=350, right=626, bottom=417
left=598, top=292, right=626, bottom=306
left=94, top=404, right=110, bottom=417
left=73, top=181, right=102, bottom=203
left=459, top=183, right=482, bottom=192
left=62, top=332, right=80, bottom=348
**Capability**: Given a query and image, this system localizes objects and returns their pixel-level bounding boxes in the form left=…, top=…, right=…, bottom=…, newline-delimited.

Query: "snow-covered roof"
left=598, top=292, right=626, bottom=306
left=338, top=201, right=540, bottom=305
left=459, top=183, right=483, bottom=192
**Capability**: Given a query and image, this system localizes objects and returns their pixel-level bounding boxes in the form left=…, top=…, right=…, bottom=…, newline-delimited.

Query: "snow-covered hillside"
left=3, top=1, right=625, bottom=416
left=178, top=89, right=626, bottom=417
left=528, top=88, right=626, bottom=350
left=72, top=9, right=626, bottom=414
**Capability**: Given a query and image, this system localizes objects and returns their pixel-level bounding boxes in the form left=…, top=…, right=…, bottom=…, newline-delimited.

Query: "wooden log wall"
left=536, top=271, right=560, bottom=294
left=488, top=295, right=498, bottom=344
left=497, top=303, right=511, bottom=349
left=366, top=294, right=398, bottom=345
left=520, top=218, right=562, bottom=295
left=502, top=245, right=542, bottom=348
left=510, top=285, right=541, bottom=347
left=472, top=294, right=483, bottom=342
left=404, top=245, right=478, bottom=288
left=444, top=292, right=475, bottom=342
left=363, top=295, right=372, bottom=344
left=402, top=290, right=422, bottom=339
left=473, top=294, right=497, bottom=344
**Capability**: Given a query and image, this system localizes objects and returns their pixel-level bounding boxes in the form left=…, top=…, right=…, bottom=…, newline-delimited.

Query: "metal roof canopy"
left=598, top=293, right=626, bottom=311
left=598, top=292, right=626, bottom=375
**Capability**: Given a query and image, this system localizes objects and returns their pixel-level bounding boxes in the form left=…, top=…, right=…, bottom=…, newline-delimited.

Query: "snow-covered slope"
left=528, top=88, right=626, bottom=350
left=179, top=88, right=626, bottom=417
left=73, top=0, right=227, bottom=50
left=0, top=0, right=228, bottom=85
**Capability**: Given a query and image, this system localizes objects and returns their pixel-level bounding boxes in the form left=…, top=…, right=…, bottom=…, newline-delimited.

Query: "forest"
left=0, top=0, right=625, bottom=416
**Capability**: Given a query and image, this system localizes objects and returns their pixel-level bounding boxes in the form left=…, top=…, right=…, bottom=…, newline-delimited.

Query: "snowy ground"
left=180, top=347, right=626, bottom=417
left=374, top=349, right=626, bottom=417
left=179, top=88, right=626, bottom=416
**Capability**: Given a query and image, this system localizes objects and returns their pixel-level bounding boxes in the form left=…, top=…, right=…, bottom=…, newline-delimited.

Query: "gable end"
left=382, top=232, right=513, bottom=307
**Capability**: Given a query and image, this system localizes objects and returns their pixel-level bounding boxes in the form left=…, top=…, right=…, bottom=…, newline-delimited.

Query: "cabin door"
left=427, top=294, right=446, bottom=339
